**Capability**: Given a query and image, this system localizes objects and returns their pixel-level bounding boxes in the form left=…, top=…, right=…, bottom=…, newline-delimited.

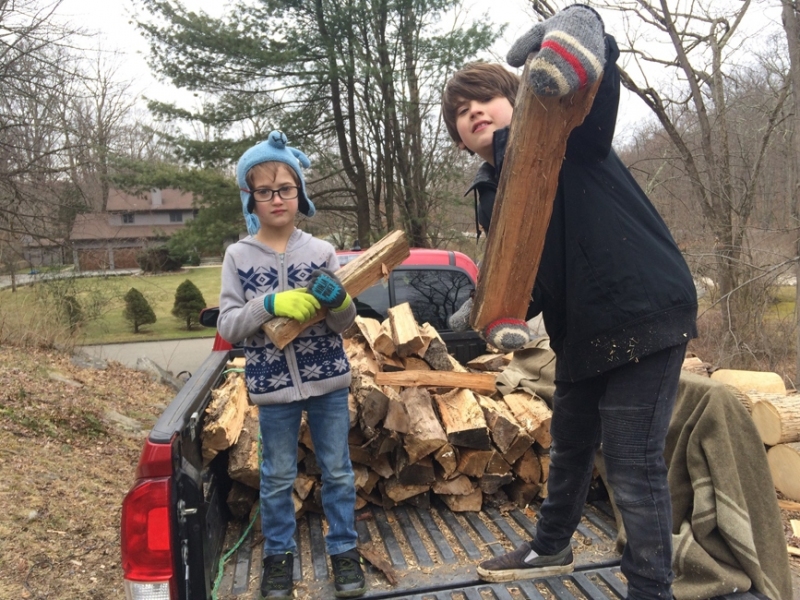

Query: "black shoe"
left=476, top=541, right=573, bottom=583
left=330, top=548, right=367, bottom=598
left=260, top=552, right=293, bottom=600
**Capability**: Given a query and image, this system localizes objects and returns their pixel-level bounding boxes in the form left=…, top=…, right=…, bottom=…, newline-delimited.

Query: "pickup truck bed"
left=129, top=349, right=771, bottom=600
left=215, top=499, right=768, bottom=600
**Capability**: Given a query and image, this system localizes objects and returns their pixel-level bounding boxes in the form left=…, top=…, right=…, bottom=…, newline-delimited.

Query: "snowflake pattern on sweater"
left=239, top=262, right=349, bottom=396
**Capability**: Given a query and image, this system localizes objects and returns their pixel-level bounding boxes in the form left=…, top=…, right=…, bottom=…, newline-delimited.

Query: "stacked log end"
left=713, top=370, right=800, bottom=502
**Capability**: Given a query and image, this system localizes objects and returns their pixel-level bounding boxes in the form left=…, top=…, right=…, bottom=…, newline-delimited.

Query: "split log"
left=479, top=474, right=513, bottom=495
left=228, top=406, right=260, bottom=489
left=383, top=394, right=410, bottom=434
left=710, top=369, right=786, bottom=395
left=514, top=448, right=542, bottom=484
left=402, top=356, right=431, bottom=371
left=349, top=444, right=374, bottom=466
left=418, top=324, right=467, bottom=372
left=362, top=470, right=381, bottom=495
left=751, top=394, right=800, bottom=445
left=375, top=370, right=496, bottom=394
left=371, top=454, right=394, bottom=479
left=434, top=389, right=491, bottom=450
left=476, top=393, right=533, bottom=464
left=354, top=316, right=403, bottom=371
left=348, top=393, right=359, bottom=427
left=358, top=541, right=399, bottom=586
left=767, top=442, right=800, bottom=502
left=401, top=387, right=448, bottom=463
left=682, top=356, right=709, bottom=377
left=433, top=444, right=458, bottom=479
left=383, top=477, right=430, bottom=503
left=388, top=302, right=425, bottom=357
left=202, top=373, right=249, bottom=462
left=432, top=475, right=475, bottom=496
left=227, top=481, right=258, bottom=520
left=395, top=452, right=436, bottom=486
left=502, top=392, right=552, bottom=448
left=778, top=499, right=800, bottom=512
left=470, top=66, right=602, bottom=330
left=356, top=380, right=390, bottom=432
left=506, top=480, right=540, bottom=507
left=440, top=488, right=483, bottom=512
left=467, top=353, right=508, bottom=372
left=485, top=451, right=511, bottom=476
left=375, top=320, right=397, bottom=356
left=262, top=229, right=410, bottom=349
left=294, top=473, right=316, bottom=500
left=456, top=449, right=494, bottom=477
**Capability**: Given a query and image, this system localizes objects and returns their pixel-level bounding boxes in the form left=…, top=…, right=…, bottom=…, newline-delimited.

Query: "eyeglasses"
left=248, top=185, right=300, bottom=203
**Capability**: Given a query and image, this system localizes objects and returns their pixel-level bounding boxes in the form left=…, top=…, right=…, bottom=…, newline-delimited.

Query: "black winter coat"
left=467, top=35, right=697, bottom=382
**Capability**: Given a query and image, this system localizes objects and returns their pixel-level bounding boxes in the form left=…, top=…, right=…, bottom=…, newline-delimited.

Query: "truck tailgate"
left=214, top=499, right=769, bottom=600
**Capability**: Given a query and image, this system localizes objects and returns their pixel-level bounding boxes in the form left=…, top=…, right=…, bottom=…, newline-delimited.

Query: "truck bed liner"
left=215, top=500, right=767, bottom=600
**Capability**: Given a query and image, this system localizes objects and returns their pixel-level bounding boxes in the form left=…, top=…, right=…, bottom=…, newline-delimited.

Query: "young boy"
left=217, top=130, right=366, bottom=600
left=443, top=6, right=697, bottom=600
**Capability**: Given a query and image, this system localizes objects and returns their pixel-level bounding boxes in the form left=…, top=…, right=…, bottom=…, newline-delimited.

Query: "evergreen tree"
left=171, top=279, right=206, bottom=330
left=123, top=288, right=157, bottom=333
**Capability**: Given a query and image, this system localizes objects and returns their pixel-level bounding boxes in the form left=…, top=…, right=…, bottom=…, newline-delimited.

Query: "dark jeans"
left=533, top=344, right=685, bottom=600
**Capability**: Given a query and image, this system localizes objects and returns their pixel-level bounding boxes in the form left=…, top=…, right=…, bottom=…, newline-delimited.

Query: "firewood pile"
left=203, top=310, right=800, bottom=521
left=201, top=304, right=558, bottom=517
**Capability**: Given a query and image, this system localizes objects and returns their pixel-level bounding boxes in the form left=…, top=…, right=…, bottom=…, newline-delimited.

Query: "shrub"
left=137, top=246, right=183, bottom=273
left=123, top=287, right=157, bottom=333
left=171, top=279, right=206, bottom=330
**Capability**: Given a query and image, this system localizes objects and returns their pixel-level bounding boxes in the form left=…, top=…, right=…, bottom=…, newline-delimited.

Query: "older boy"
left=218, top=131, right=366, bottom=599
left=442, top=6, right=697, bottom=600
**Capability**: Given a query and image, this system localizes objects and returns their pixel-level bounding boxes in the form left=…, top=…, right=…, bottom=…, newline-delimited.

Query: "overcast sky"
left=53, top=0, right=784, bottom=143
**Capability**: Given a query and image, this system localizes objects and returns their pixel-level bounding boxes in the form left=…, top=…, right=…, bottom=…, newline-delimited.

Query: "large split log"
left=375, top=370, right=497, bottom=394
left=433, top=443, right=458, bottom=479
left=434, top=389, right=491, bottom=450
left=767, top=442, right=800, bottom=501
left=202, top=373, right=250, bottom=462
left=456, top=448, right=494, bottom=477
left=262, top=229, right=410, bottom=349
left=401, top=387, right=448, bottom=463
left=502, top=392, right=552, bottom=448
left=388, top=302, right=425, bottom=357
left=751, top=394, right=800, bottom=445
left=432, top=474, right=475, bottom=496
left=440, top=488, right=483, bottom=512
left=418, top=323, right=467, bottom=372
left=469, top=63, right=602, bottom=330
left=475, top=393, right=533, bottom=464
left=228, top=406, right=260, bottom=489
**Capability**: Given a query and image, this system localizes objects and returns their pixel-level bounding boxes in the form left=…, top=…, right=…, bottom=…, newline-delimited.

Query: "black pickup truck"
left=119, top=249, right=767, bottom=600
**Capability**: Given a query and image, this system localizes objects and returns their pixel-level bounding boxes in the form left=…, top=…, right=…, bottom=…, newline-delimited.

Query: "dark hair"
left=441, top=62, right=520, bottom=145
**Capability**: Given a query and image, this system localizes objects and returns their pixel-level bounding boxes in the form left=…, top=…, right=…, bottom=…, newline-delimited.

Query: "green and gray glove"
left=264, top=289, right=321, bottom=322
left=307, top=268, right=352, bottom=312
left=506, top=5, right=605, bottom=97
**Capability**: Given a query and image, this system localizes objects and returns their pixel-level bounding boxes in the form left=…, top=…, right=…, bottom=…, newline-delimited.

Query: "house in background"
left=70, top=188, right=196, bottom=271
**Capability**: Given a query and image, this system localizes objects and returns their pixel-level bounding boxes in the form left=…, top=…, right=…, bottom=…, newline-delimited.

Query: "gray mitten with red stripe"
left=506, top=4, right=605, bottom=97
left=449, top=298, right=533, bottom=352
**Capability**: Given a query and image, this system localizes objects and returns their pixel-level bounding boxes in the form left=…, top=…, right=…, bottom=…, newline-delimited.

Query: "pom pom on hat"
left=236, top=130, right=316, bottom=235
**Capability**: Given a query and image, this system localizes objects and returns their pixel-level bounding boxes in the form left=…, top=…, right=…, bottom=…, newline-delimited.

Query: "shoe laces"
left=265, top=556, right=290, bottom=582
left=333, top=555, right=360, bottom=583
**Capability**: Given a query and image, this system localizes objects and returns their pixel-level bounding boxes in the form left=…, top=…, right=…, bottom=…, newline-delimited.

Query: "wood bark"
left=470, top=70, right=602, bottom=330
left=262, top=229, right=410, bottom=349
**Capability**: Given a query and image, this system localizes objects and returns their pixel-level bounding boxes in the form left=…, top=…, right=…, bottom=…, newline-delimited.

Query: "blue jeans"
left=258, top=387, right=357, bottom=556
left=533, top=344, right=685, bottom=600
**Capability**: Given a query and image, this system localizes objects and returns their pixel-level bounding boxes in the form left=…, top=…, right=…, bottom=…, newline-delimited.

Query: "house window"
left=170, top=212, right=183, bottom=223
left=122, top=213, right=134, bottom=224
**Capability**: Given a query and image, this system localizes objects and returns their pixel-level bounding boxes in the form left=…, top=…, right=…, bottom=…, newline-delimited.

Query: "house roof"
left=70, top=213, right=185, bottom=241
left=106, top=188, right=195, bottom=212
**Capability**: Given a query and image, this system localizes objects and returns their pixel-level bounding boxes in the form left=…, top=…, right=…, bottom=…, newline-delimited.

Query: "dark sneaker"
left=260, top=552, right=293, bottom=599
left=330, top=548, right=367, bottom=598
left=476, top=541, right=573, bottom=583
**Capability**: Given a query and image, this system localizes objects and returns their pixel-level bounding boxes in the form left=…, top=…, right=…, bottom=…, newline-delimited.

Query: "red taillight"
left=121, top=478, right=175, bottom=582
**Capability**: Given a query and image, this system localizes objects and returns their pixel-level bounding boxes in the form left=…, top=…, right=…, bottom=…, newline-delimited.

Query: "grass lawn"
left=0, top=267, right=223, bottom=345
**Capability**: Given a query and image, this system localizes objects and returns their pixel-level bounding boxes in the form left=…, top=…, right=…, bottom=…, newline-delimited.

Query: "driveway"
left=79, top=337, right=216, bottom=378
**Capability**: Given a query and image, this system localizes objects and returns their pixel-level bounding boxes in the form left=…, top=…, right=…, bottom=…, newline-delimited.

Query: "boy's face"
left=250, top=164, right=299, bottom=231
left=455, top=96, right=514, bottom=165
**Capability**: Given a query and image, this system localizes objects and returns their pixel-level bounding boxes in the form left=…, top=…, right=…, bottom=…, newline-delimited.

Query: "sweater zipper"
left=279, top=251, right=308, bottom=399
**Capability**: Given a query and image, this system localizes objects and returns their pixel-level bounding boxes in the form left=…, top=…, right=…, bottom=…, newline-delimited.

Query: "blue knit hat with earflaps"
left=236, top=130, right=316, bottom=235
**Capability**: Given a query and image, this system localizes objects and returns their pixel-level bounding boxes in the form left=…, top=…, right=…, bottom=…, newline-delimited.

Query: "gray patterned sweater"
left=217, top=229, right=355, bottom=405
